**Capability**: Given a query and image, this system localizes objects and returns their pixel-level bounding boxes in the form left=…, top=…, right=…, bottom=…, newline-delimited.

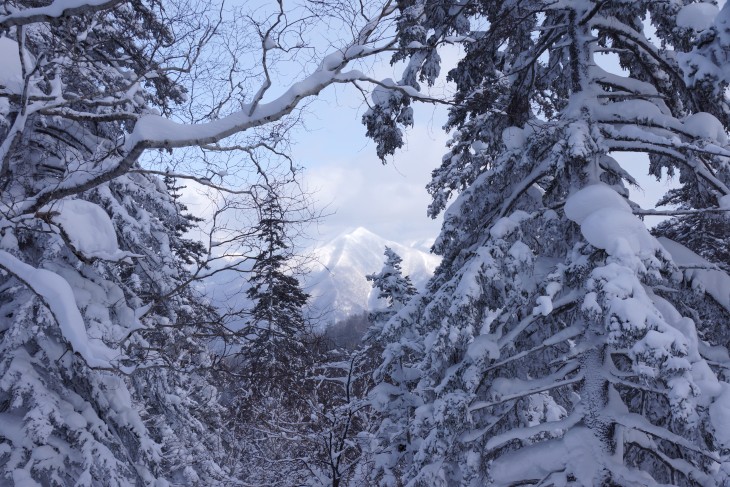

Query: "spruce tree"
left=365, top=246, right=417, bottom=339
left=238, top=190, right=310, bottom=387
left=365, top=249, right=422, bottom=485
left=367, top=1, right=730, bottom=485
left=226, top=189, right=316, bottom=485
left=163, top=172, right=207, bottom=267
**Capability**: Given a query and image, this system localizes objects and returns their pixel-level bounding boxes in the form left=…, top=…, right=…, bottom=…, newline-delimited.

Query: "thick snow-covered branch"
left=625, top=436, right=714, bottom=486
left=355, top=76, right=455, bottom=106
left=496, top=292, right=581, bottom=347
left=484, top=412, right=583, bottom=452
left=0, top=0, right=123, bottom=28
left=611, top=411, right=720, bottom=462
left=469, top=361, right=583, bottom=412
left=472, top=325, right=583, bottom=395
left=605, top=139, right=730, bottom=196
left=0, top=250, right=121, bottom=368
left=592, top=15, right=693, bottom=106
left=21, top=46, right=396, bottom=217
left=469, top=374, right=584, bottom=413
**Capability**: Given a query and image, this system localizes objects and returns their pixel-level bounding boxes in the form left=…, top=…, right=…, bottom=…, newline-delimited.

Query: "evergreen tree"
left=365, top=246, right=417, bottom=339
left=367, top=1, right=730, bottom=485
left=225, top=189, right=317, bottom=485
left=163, top=172, right=207, bottom=267
left=238, top=189, right=311, bottom=387
left=365, top=248, right=421, bottom=485
left=0, top=2, right=235, bottom=484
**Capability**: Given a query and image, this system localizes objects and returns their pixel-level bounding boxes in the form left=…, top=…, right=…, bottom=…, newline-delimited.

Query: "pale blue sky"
left=293, top=86, right=447, bottom=244
left=292, top=49, right=676, bottom=245
left=291, top=42, right=460, bottom=245
left=180, top=2, right=689, bottom=248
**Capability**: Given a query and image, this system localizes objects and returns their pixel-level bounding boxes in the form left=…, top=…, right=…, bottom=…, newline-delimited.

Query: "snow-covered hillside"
left=304, top=227, right=440, bottom=325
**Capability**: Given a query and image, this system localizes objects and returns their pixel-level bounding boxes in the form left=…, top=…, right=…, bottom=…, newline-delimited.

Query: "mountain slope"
left=305, top=227, right=440, bottom=325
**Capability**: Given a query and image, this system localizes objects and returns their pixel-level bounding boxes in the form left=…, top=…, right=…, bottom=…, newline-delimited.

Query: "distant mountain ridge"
left=304, top=227, right=441, bottom=326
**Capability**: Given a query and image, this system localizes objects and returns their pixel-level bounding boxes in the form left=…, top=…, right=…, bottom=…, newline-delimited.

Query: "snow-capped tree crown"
left=366, top=246, right=417, bottom=325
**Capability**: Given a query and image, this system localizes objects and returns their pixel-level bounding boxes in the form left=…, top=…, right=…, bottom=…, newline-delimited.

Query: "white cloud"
left=300, top=115, right=446, bottom=244
left=289, top=46, right=461, bottom=246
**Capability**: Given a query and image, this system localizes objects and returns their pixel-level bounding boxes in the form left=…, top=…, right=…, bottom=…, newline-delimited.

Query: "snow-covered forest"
left=0, top=0, right=729, bottom=486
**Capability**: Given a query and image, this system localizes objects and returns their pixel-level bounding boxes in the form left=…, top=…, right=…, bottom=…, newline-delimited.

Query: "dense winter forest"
left=0, top=0, right=729, bottom=485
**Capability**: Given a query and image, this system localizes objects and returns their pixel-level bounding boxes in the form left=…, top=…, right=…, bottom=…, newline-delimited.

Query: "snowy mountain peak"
left=305, top=227, right=440, bottom=325
left=347, top=226, right=376, bottom=238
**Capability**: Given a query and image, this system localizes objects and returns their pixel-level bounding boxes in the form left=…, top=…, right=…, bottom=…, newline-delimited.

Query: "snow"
left=489, top=217, right=519, bottom=239
left=466, top=335, right=499, bottom=361
left=565, top=184, right=659, bottom=267
left=658, top=236, right=730, bottom=312
left=122, top=49, right=369, bottom=152
left=581, top=209, right=658, bottom=258
left=719, top=194, right=730, bottom=210
left=12, top=469, right=41, bottom=487
left=0, top=0, right=125, bottom=25
left=47, top=199, right=135, bottom=261
left=502, top=126, right=526, bottom=150
left=508, top=241, right=533, bottom=264
left=581, top=291, right=601, bottom=315
left=710, top=385, right=730, bottom=449
left=599, top=99, right=665, bottom=123
left=0, top=228, right=18, bottom=250
left=489, top=427, right=624, bottom=486
left=638, top=329, right=684, bottom=357
left=564, top=184, right=632, bottom=225
left=532, top=295, right=553, bottom=316
left=263, top=35, right=277, bottom=50
left=677, top=3, right=719, bottom=31
left=371, top=79, right=395, bottom=105
left=0, top=37, right=24, bottom=95
left=369, top=382, right=404, bottom=411
left=683, top=112, right=728, bottom=143
left=649, top=291, right=701, bottom=362
left=490, top=211, right=530, bottom=239
left=0, top=250, right=119, bottom=367
left=305, top=227, right=440, bottom=323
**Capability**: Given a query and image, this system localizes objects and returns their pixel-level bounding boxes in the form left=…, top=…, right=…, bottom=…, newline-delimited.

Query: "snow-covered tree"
left=366, top=246, right=417, bottom=338
left=0, top=0, right=404, bottom=484
left=236, top=188, right=311, bottom=395
left=0, top=1, right=234, bottom=483
left=0, top=137, right=234, bottom=484
left=364, top=250, right=422, bottom=485
left=366, top=1, right=730, bottom=485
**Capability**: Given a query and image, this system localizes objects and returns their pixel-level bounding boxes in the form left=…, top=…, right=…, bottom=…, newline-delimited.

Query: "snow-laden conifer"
left=0, top=2, right=234, bottom=484
left=367, top=1, right=730, bottom=485
left=366, top=246, right=417, bottom=338
left=237, top=189, right=311, bottom=389
left=364, top=248, right=424, bottom=485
